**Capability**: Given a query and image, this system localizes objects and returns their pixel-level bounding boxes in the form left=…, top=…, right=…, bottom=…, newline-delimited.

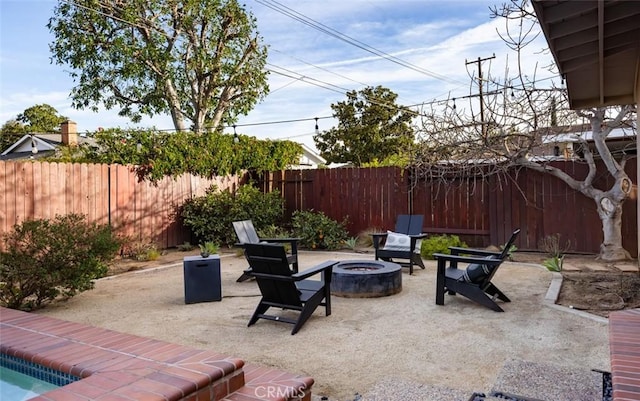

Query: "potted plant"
left=199, top=241, right=218, bottom=258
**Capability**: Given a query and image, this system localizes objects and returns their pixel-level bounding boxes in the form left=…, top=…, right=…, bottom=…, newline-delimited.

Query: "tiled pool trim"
left=0, top=353, right=80, bottom=387
left=0, top=308, right=314, bottom=401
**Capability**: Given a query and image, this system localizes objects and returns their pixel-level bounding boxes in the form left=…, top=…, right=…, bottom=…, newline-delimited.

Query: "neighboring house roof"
left=0, top=134, right=59, bottom=160
left=292, top=143, right=327, bottom=169
left=1, top=133, right=94, bottom=160
left=540, top=120, right=636, bottom=143
left=544, top=126, right=636, bottom=145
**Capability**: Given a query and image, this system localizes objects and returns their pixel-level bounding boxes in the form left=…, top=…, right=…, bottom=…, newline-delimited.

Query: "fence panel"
left=2, top=160, right=636, bottom=255
left=484, top=160, right=637, bottom=255
left=0, top=161, right=241, bottom=249
left=412, top=175, right=491, bottom=247
left=261, top=161, right=637, bottom=255
left=262, top=167, right=408, bottom=234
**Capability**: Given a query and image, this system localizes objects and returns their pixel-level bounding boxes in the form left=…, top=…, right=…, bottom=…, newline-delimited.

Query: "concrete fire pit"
left=330, top=260, right=402, bottom=298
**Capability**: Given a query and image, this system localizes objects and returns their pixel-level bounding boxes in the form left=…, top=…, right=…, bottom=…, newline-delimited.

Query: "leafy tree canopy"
left=0, top=121, right=25, bottom=152
left=78, top=128, right=303, bottom=182
left=48, top=0, right=269, bottom=133
left=314, top=86, right=416, bottom=166
left=0, top=104, right=67, bottom=152
left=17, top=104, right=67, bottom=132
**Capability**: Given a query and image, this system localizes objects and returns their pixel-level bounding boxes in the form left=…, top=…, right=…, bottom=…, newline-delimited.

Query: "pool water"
left=0, top=366, right=58, bottom=400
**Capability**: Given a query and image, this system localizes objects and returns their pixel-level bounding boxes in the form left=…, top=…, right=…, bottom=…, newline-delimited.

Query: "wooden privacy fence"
left=1, top=160, right=637, bottom=255
left=0, top=161, right=243, bottom=248
left=259, top=159, right=638, bottom=256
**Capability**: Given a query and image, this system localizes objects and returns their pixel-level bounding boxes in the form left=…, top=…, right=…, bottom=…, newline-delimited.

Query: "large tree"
left=0, top=121, right=25, bottom=152
left=1, top=104, right=67, bottom=152
left=314, top=86, right=415, bottom=166
left=413, top=1, right=636, bottom=261
left=17, top=104, right=67, bottom=132
left=48, top=0, right=269, bottom=133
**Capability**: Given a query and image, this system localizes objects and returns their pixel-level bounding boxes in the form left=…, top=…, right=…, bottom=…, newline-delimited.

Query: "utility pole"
left=466, top=54, right=495, bottom=142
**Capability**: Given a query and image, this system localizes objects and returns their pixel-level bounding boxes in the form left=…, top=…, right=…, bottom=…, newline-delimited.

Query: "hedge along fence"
left=0, top=161, right=245, bottom=249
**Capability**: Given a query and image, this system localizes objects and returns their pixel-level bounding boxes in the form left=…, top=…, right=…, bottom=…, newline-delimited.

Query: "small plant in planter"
left=199, top=241, right=219, bottom=258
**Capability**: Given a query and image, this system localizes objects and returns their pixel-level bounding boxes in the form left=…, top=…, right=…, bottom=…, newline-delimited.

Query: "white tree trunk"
left=165, top=79, right=187, bottom=132
left=596, top=192, right=632, bottom=261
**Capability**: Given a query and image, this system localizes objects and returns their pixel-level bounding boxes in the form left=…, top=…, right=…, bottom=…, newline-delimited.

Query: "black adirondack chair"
left=243, top=243, right=337, bottom=335
left=434, top=229, right=521, bottom=312
left=371, top=214, right=428, bottom=275
left=233, top=220, right=301, bottom=282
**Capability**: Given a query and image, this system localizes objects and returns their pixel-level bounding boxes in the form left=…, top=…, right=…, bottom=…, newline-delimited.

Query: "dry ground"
left=37, top=249, right=612, bottom=400
left=109, top=247, right=640, bottom=319
left=511, top=251, right=640, bottom=317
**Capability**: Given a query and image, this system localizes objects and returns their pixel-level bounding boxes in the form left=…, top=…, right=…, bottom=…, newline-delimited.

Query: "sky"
left=0, top=0, right=557, bottom=151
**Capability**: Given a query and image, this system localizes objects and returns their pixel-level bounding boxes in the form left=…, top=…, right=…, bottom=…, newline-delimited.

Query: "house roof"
left=532, top=0, right=640, bottom=109
left=1, top=134, right=57, bottom=157
left=1, top=133, right=95, bottom=160
left=297, top=143, right=326, bottom=167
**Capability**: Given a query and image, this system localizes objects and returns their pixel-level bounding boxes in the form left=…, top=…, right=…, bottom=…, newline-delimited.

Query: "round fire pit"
left=331, top=260, right=402, bottom=298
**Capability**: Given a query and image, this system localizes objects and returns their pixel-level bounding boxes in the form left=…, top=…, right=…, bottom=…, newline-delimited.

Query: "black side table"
left=183, top=255, right=221, bottom=303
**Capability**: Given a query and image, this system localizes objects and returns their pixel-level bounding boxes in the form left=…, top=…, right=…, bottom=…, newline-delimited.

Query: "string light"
left=233, top=125, right=239, bottom=143
left=30, top=135, right=38, bottom=154
left=314, top=117, right=319, bottom=135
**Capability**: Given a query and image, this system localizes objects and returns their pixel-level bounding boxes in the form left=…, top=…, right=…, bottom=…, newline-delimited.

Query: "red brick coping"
left=0, top=308, right=313, bottom=401
left=609, top=308, right=640, bottom=401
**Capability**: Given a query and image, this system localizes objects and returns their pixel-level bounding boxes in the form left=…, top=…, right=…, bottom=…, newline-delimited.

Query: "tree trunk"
left=165, top=78, right=186, bottom=132
left=595, top=190, right=632, bottom=261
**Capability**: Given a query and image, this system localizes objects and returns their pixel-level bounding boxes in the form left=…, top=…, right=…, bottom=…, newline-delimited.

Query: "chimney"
left=61, top=120, right=78, bottom=146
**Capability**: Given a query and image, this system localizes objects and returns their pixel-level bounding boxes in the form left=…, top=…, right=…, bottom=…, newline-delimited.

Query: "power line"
left=255, top=0, right=466, bottom=86
left=51, top=0, right=567, bottom=138
left=271, top=49, right=370, bottom=89
left=266, top=64, right=351, bottom=94
left=234, top=115, right=333, bottom=128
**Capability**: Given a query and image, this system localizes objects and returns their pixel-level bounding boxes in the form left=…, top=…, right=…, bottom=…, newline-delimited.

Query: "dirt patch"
left=557, top=272, right=640, bottom=317
left=512, top=252, right=640, bottom=318
left=106, top=247, right=241, bottom=276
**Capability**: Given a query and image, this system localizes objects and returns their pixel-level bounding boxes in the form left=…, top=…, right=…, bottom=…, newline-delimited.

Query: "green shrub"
left=344, top=237, right=358, bottom=250
left=291, top=210, right=348, bottom=250
left=542, top=255, right=564, bottom=272
left=145, top=247, right=161, bottom=261
left=420, top=234, right=467, bottom=259
left=0, top=214, right=121, bottom=311
left=256, top=224, right=291, bottom=239
left=181, top=184, right=285, bottom=245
